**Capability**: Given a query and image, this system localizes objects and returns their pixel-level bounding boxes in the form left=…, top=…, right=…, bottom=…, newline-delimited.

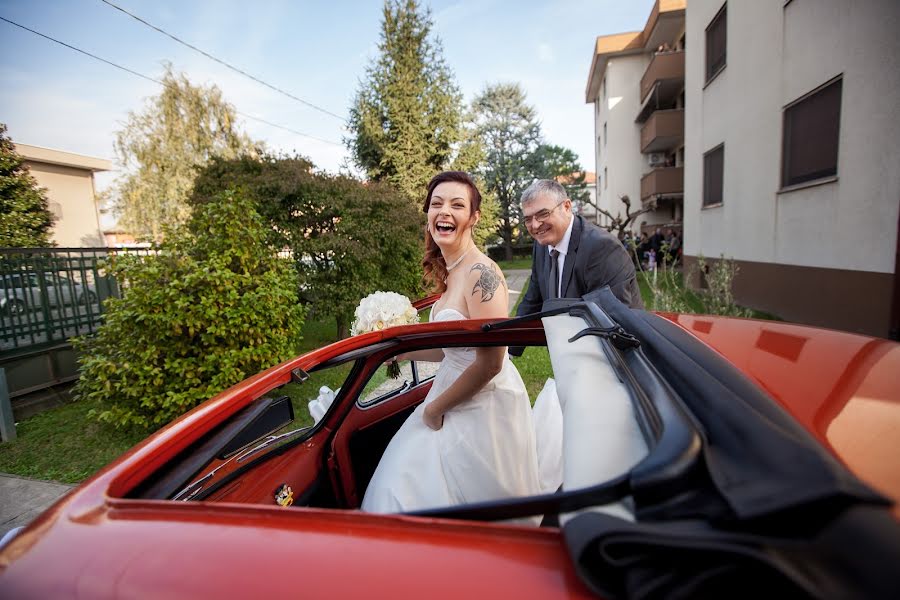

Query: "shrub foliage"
left=191, top=155, right=423, bottom=337
left=74, top=190, right=305, bottom=429
left=0, top=123, right=55, bottom=247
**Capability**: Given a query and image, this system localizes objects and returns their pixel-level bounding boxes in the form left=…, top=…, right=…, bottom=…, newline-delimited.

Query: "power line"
left=98, top=0, right=347, bottom=122
left=0, top=16, right=159, bottom=86
left=0, top=15, right=342, bottom=146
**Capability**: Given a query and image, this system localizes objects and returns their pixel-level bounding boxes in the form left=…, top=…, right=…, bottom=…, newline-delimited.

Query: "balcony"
left=640, top=50, right=685, bottom=104
left=641, top=166, right=683, bottom=203
left=640, top=108, right=684, bottom=153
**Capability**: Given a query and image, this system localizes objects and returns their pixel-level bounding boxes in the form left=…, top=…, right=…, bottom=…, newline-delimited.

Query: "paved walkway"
left=0, top=269, right=533, bottom=542
left=0, top=473, right=73, bottom=539
left=503, top=269, right=530, bottom=315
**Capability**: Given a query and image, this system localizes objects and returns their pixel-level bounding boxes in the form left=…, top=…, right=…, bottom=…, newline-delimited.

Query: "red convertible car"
left=1, top=289, right=899, bottom=599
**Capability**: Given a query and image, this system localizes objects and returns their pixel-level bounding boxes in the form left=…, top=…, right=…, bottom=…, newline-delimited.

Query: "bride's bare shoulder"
left=463, top=254, right=507, bottom=309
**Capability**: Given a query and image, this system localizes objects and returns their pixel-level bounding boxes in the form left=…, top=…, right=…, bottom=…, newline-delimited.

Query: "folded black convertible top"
left=564, top=287, right=900, bottom=599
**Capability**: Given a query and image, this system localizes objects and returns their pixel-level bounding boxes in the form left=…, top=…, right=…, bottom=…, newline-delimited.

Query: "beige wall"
left=684, top=0, right=900, bottom=273
left=15, top=143, right=111, bottom=248
left=595, top=53, right=656, bottom=231
left=683, top=0, right=900, bottom=337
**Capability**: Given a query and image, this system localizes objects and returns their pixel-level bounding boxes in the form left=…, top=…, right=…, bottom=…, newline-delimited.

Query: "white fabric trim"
left=542, top=313, right=649, bottom=522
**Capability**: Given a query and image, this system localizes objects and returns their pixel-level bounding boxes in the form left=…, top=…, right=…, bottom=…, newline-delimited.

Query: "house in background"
left=585, top=0, right=686, bottom=235
left=684, top=0, right=900, bottom=338
left=14, top=143, right=111, bottom=248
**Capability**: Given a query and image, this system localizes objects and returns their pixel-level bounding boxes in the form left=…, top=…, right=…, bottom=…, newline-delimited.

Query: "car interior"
left=128, top=298, right=706, bottom=530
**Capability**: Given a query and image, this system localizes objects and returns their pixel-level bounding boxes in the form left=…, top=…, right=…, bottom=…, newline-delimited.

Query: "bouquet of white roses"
left=351, top=291, right=419, bottom=377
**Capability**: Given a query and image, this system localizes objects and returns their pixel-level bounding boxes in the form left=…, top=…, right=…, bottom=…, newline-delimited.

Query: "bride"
left=361, top=171, right=544, bottom=514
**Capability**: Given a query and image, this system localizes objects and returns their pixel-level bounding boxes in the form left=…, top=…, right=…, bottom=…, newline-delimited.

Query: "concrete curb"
left=0, top=473, right=74, bottom=538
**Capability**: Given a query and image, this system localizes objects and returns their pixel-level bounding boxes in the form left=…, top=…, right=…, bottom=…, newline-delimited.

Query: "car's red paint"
left=663, top=314, right=900, bottom=515
left=2, top=307, right=898, bottom=598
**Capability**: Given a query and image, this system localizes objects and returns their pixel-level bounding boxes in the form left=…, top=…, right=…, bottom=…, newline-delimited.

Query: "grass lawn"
left=496, top=257, right=533, bottom=271
left=0, top=316, right=347, bottom=484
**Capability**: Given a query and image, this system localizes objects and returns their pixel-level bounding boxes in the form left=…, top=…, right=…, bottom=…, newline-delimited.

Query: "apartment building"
left=15, top=143, right=111, bottom=248
left=585, top=0, right=686, bottom=235
left=684, top=0, right=900, bottom=338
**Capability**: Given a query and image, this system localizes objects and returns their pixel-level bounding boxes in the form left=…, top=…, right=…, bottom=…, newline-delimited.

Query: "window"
left=602, top=77, right=607, bottom=100
left=705, top=3, right=726, bottom=82
left=604, top=167, right=608, bottom=189
left=703, top=144, right=724, bottom=207
left=781, top=76, right=842, bottom=187
left=603, top=122, right=607, bottom=147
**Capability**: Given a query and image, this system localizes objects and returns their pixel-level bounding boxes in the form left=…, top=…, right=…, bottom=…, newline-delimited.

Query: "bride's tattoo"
left=470, top=263, right=504, bottom=302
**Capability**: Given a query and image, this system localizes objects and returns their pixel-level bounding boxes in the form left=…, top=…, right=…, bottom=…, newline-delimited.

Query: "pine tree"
left=111, top=64, right=258, bottom=242
left=0, top=123, right=55, bottom=247
left=472, top=83, right=542, bottom=260
left=347, top=0, right=468, bottom=202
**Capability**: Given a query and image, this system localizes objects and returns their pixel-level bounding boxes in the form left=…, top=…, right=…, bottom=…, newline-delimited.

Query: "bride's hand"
left=423, top=403, right=444, bottom=431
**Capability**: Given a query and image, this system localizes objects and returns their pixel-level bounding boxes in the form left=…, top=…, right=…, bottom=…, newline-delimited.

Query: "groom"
left=514, top=179, right=643, bottom=322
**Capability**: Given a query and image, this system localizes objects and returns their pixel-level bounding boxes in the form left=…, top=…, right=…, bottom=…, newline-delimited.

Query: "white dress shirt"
left=548, top=215, right=575, bottom=298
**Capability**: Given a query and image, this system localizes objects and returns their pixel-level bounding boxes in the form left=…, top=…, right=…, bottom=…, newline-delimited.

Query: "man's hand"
left=423, top=403, right=444, bottom=431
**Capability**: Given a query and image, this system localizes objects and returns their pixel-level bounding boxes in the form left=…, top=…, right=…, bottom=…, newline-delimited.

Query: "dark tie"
left=549, top=249, right=559, bottom=299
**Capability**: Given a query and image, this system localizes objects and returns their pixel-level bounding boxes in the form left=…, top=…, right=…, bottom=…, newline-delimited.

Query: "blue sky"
left=1, top=0, right=655, bottom=190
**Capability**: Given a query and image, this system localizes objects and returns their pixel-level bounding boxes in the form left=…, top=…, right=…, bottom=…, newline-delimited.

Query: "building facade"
left=14, top=143, right=111, bottom=248
left=684, top=0, right=900, bottom=338
left=585, top=0, right=686, bottom=236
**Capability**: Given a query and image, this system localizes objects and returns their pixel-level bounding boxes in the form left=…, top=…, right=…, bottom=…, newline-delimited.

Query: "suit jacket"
left=515, top=215, right=644, bottom=318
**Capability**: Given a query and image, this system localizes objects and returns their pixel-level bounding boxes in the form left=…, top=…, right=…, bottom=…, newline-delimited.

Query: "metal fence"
left=0, top=247, right=153, bottom=355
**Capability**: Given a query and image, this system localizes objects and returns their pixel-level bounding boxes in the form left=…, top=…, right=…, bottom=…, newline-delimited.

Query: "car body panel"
left=2, top=502, right=594, bottom=599
left=662, top=313, right=900, bottom=514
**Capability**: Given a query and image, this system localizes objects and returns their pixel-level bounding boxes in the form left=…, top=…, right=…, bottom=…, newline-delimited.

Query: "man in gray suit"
left=515, top=179, right=643, bottom=319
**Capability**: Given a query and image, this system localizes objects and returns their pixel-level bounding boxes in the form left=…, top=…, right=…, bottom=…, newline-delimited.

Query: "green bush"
left=73, top=190, right=305, bottom=430
left=191, top=155, right=424, bottom=337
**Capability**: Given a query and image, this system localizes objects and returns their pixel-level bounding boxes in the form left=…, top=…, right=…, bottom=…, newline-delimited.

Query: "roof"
left=585, top=0, right=686, bottom=103
left=556, top=171, right=596, bottom=186
left=14, top=143, right=113, bottom=172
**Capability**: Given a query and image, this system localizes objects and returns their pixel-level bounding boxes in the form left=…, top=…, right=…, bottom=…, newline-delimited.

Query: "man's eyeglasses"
left=523, top=200, right=566, bottom=226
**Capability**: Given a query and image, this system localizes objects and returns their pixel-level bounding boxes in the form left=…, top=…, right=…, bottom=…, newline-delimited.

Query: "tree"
left=191, top=155, right=424, bottom=338
left=528, top=144, right=589, bottom=205
left=73, top=189, right=305, bottom=430
left=111, top=64, right=258, bottom=242
left=471, top=83, right=542, bottom=260
left=346, top=0, right=469, bottom=202
left=596, top=194, right=656, bottom=242
left=0, top=123, right=54, bottom=247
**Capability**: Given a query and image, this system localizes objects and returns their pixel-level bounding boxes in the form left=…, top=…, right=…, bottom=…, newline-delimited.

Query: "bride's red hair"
left=422, top=171, right=483, bottom=293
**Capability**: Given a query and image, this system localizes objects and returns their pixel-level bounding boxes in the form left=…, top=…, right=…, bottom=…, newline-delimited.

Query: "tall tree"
left=0, top=123, right=55, bottom=247
left=471, top=83, right=541, bottom=260
left=112, top=64, right=258, bottom=242
left=347, top=0, right=468, bottom=202
left=528, top=144, right=589, bottom=203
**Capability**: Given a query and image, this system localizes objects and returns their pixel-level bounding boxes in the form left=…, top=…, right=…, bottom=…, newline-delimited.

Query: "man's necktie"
left=549, top=249, right=559, bottom=299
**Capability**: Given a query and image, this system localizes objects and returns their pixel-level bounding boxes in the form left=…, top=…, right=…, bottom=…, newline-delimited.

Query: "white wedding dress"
left=361, top=308, right=547, bottom=514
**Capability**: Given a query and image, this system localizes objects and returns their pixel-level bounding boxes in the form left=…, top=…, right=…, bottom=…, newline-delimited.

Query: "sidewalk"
left=0, top=473, right=73, bottom=539
left=504, top=269, right=529, bottom=315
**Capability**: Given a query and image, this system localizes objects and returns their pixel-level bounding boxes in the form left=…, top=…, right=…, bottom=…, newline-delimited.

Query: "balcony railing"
left=641, top=166, right=684, bottom=203
left=641, top=108, right=684, bottom=154
left=640, top=50, right=685, bottom=104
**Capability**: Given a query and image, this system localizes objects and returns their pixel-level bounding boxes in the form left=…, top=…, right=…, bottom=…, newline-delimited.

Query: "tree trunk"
left=337, top=317, right=350, bottom=340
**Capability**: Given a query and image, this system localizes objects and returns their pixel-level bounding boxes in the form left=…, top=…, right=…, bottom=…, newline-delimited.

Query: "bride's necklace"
left=444, top=245, right=474, bottom=273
